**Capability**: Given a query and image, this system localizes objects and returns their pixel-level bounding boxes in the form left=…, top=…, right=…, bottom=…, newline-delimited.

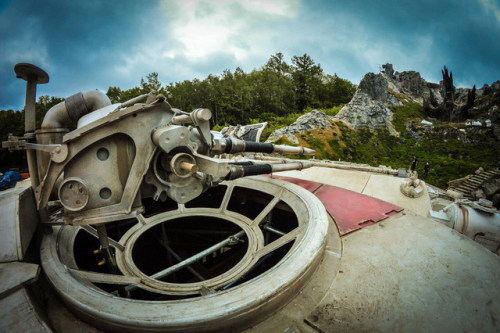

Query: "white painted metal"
left=444, top=203, right=500, bottom=251
left=0, top=262, right=39, bottom=298
left=0, top=288, right=52, bottom=333
left=41, top=176, right=330, bottom=332
left=0, top=186, right=39, bottom=262
left=76, top=103, right=120, bottom=128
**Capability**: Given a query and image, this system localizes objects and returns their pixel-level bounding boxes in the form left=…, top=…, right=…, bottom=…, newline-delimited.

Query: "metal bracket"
left=2, top=135, right=63, bottom=153
left=193, top=153, right=231, bottom=178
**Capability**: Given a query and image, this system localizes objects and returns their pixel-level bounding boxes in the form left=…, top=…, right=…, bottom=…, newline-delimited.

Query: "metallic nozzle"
left=225, top=161, right=313, bottom=180
left=272, top=145, right=316, bottom=156
left=215, top=138, right=316, bottom=156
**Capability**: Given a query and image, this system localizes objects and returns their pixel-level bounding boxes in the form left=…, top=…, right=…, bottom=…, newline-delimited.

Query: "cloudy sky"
left=1, top=0, right=499, bottom=111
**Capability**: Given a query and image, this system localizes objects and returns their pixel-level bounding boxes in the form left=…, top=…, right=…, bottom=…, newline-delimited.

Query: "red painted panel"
left=270, top=175, right=323, bottom=193
left=272, top=175, right=403, bottom=236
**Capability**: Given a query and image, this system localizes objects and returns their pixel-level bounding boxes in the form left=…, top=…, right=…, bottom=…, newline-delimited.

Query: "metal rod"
left=263, top=225, right=286, bottom=236
left=119, top=94, right=149, bottom=108
left=81, top=225, right=125, bottom=251
left=172, top=108, right=211, bottom=125
left=96, top=225, right=119, bottom=273
left=158, top=240, right=205, bottom=281
left=253, top=155, right=399, bottom=176
left=273, top=145, right=316, bottom=156
left=124, top=231, right=245, bottom=293
left=180, top=161, right=198, bottom=173
left=171, top=114, right=191, bottom=124
left=270, top=162, right=312, bottom=173
left=25, top=78, right=40, bottom=187
left=151, top=230, right=245, bottom=280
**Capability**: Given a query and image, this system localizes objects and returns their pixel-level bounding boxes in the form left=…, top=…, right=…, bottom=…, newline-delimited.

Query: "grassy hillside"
left=265, top=104, right=499, bottom=189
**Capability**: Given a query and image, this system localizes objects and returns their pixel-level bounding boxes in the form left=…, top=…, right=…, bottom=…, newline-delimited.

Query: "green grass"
left=242, top=102, right=499, bottom=188
left=390, top=102, right=426, bottom=132
left=322, top=121, right=499, bottom=188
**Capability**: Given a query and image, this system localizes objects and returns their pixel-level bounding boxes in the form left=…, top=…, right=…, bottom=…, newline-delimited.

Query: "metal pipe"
left=25, top=78, right=40, bottom=187
left=254, top=155, right=400, bottom=176
left=41, top=90, right=111, bottom=130
left=151, top=230, right=245, bottom=280
left=172, top=108, right=212, bottom=125
left=25, top=78, right=36, bottom=132
left=96, top=225, right=119, bottom=273
left=270, top=162, right=312, bottom=172
left=158, top=240, right=205, bottom=281
left=263, top=225, right=286, bottom=236
left=225, top=161, right=312, bottom=180
left=273, top=145, right=316, bottom=156
left=124, top=230, right=245, bottom=293
left=215, top=138, right=316, bottom=156
left=81, top=225, right=125, bottom=251
left=119, top=94, right=149, bottom=108
left=180, top=162, right=198, bottom=173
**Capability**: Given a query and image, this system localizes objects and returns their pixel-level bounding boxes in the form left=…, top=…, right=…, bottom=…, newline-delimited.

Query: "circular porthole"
left=41, top=176, right=331, bottom=331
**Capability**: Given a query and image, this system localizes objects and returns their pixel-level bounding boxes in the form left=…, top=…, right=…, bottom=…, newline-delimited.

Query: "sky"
left=1, top=0, right=499, bottom=111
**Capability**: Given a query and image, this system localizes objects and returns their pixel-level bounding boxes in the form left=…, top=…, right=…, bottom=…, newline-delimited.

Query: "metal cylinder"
left=25, top=78, right=40, bottom=186
left=25, top=78, right=37, bottom=132
left=445, top=203, right=500, bottom=252
left=41, top=90, right=111, bottom=130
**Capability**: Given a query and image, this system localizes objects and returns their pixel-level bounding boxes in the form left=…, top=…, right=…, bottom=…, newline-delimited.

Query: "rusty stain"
left=459, top=205, right=469, bottom=234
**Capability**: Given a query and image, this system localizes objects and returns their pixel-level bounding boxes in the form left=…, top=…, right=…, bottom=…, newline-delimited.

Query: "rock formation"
left=266, top=110, right=332, bottom=144
left=266, top=63, right=499, bottom=143
left=334, top=72, right=400, bottom=136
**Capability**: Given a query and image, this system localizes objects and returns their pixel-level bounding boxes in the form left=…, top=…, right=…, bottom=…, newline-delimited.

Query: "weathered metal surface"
left=245, top=216, right=342, bottom=333
left=304, top=212, right=500, bottom=332
left=272, top=175, right=403, bottom=235
left=41, top=176, right=329, bottom=332
left=0, top=288, right=52, bottom=333
left=68, top=269, right=140, bottom=285
left=440, top=202, right=500, bottom=252
left=314, top=184, right=402, bottom=235
left=0, top=186, right=39, bottom=262
left=0, top=262, right=40, bottom=298
left=221, top=122, right=267, bottom=143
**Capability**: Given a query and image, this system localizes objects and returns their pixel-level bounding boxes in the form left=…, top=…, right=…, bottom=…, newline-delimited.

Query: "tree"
left=140, top=72, right=165, bottom=95
left=106, top=86, right=122, bottom=103
left=321, top=74, right=356, bottom=106
left=291, top=54, right=323, bottom=111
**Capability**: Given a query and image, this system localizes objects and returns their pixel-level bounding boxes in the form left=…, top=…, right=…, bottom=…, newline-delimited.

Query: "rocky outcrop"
left=333, top=63, right=499, bottom=135
left=266, top=110, right=332, bottom=144
left=334, top=72, right=400, bottom=136
left=267, top=63, right=499, bottom=146
left=469, top=80, right=500, bottom=122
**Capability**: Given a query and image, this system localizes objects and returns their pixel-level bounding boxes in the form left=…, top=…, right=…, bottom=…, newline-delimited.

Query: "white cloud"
left=0, top=15, right=49, bottom=70
left=479, top=0, right=500, bottom=22
left=159, top=0, right=300, bottom=61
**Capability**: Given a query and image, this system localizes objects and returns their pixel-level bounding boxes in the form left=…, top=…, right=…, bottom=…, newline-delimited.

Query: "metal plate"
left=272, top=175, right=403, bottom=235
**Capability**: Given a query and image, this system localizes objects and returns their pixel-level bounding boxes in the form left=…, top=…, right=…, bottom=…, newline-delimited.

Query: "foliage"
left=256, top=112, right=304, bottom=142
left=107, top=72, right=167, bottom=104
left=0, top=109, right=26, bottom=171
left=281, top=105, right=499, bottom=188
left=0, top=95, right=65, bottom=171
left=1, top=53, right=355, bottom=172
left=165, top=53, right=355, bottom=126
left=389, top=102, right=426, bottom=132
left=304, top=105, right=344, bottom=117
